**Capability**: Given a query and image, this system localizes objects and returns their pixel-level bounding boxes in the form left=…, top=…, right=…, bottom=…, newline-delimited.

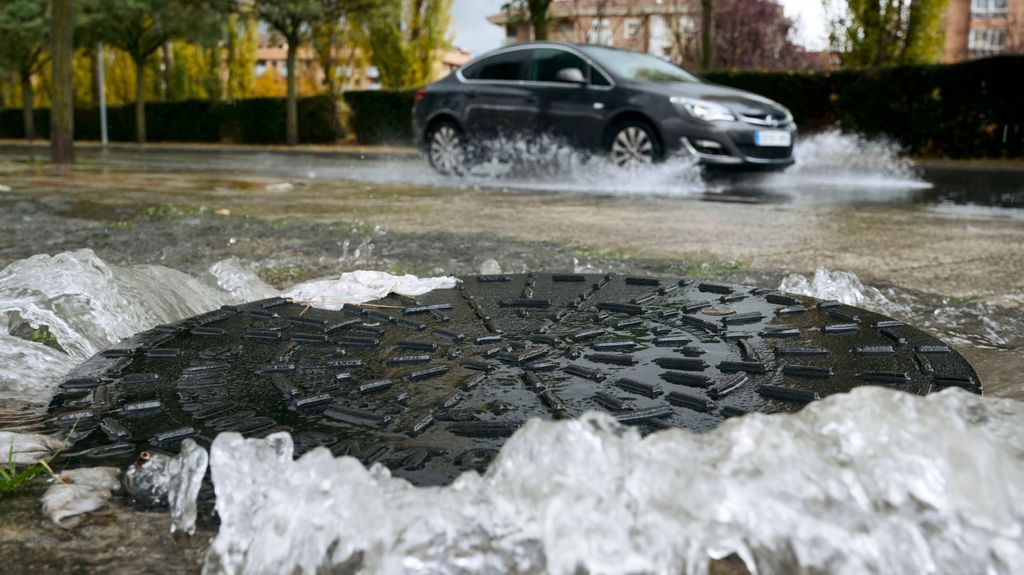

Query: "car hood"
left=647, top=82, right=790, bottom=118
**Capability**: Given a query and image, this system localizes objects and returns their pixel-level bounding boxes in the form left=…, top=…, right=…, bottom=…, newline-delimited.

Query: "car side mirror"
left=554, top=67, right=586, bottom=84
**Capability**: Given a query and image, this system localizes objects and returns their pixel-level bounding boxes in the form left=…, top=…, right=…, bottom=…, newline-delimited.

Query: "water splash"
left=203, top=387, right=1024, bottom=575
left=0, top=250, right=455, bottom=403
left=0, top=250, right=236, bottom=363
left=0, top=250, right=248, bottom=403
left=779, top=266, right=911, bottom=316
left=332, top=130, right=929, bottom=199
left=788, top=130, right=924, bottom=182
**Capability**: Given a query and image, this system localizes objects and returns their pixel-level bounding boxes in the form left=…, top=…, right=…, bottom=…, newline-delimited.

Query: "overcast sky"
left=452, top=0, right=829, bottom=56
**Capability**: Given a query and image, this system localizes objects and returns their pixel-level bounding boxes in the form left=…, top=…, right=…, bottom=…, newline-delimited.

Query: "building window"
left=625, top=18, right=642, bottom=38
left=678, top=15, right=698, bottom=34
left=968, top=27, right=1008, bottom=53
left=555, top=19, right=573, bottom=39
left=971, top=0, right=1009, bottom=16
left=506, top=23, right=517, bottom=39
left=590, top=18, right=612, bottom=44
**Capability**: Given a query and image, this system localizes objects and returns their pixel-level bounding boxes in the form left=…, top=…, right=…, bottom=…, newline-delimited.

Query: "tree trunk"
left=50, top=0, right=75, bottom=167
left=701, top=0, right=714, bottom=70
left=286, top=36, right=298, bottom=146
left=530, top=0, right=548, bottom=40
left=135, top=57, right=147, bottom=143
left=20, top=71, right=35, bottom=141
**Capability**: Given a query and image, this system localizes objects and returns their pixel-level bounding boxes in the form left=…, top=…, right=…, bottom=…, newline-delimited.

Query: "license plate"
left=754, top=130, right=791, bottom=147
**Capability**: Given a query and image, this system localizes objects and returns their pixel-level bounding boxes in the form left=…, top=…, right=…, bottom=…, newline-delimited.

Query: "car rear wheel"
left=428, top=122, right=469, bottom=176
left=609, top=122, right=660, bottom=168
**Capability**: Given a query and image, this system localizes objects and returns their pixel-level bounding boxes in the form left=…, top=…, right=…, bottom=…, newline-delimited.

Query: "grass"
left=684, top=258, right=750, bottom=279
left=258, top=265, right=311, bottom=288
left=386, top=262, right=411, bottom=276
left=145, top=203, right=184, bottom=219
left=0, top=424, right=74, bottom=494
left=29, top=327, right=57, bottom=347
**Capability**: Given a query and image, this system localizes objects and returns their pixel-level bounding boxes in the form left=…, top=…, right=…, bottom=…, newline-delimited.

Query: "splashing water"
left=0, top=250, right=458, bottom=404
left=786, top=130, right=926, bottom=183
left=0, top=250, right=245, bottom=403
left=201, top=388, right=1023, bottom=575
left=332, top=130, right=929, bottom=199
left=778, top=266, right=911, bottom=316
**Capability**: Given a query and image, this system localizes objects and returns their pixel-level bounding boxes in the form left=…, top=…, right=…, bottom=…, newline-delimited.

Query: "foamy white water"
left=329, top=130, right=930, bottom=199
left=0, top=251, right=456, bottom=403
left=202, top=388, right=1024, bottom=575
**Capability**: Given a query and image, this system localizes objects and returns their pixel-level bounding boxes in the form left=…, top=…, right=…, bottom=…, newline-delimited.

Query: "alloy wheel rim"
left=611, top=126, right=654, bottom=168
left=430, top=126, right=464, bottom=174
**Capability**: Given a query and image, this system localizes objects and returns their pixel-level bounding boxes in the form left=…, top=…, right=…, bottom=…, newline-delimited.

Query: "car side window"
left=461, top=50, right=528, bottom=82
left=529, top=48, right=589, bottom=83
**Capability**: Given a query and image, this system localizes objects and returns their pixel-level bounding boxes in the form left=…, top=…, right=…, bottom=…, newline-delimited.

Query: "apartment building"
left=487, top=0, right=706, bottom=65
left=255, top=34, right=471, bottom=91
left=943, top=0, right=1024, bottom=61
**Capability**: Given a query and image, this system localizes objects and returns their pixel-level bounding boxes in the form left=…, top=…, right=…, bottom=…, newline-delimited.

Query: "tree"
left=0, top=0, right=49, bottom=140
left=712, top=0, right=808, bottom=70
left=827, top=0, right=947, bottom=67
left=81, top=0, right=222, bottom=143
left=503, top=0, right=553, bottom=41
left=701, top=0, right=713, bottom=69
left=253, top=0, right=326, bottom=145
left=51, top=0, right=74, bottom=166
left=405, top=0, right=453, bottom=87
left=352, top=0, right=453, bottom=89
left=226, top=12, right=257, bottom=100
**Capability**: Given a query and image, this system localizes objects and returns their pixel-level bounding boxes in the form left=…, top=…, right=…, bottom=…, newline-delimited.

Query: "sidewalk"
left=0, top=138, right=420, bottom=159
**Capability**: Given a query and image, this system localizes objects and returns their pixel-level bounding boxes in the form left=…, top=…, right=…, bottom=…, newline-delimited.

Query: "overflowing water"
left=779, top=267, right=1024, bottom=399
left=0, top=250, right=457, bottom=404
left=0, top=250, right=243, bottom=403
left=202, top=389, right=1024, bottom=575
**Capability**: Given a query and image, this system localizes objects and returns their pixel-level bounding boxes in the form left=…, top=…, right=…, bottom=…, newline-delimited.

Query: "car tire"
left=427, top=121, right=471, bottom=176
left=607, top=121, right=662, bottom=168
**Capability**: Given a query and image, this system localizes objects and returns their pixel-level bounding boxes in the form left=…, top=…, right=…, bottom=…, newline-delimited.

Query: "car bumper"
left=662, top=119, right=796, bottom=169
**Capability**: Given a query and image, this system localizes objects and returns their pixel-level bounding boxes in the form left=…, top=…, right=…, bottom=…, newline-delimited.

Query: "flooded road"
left=1, top=135, right=1022, bottom=400
left=1, top=135, right=1023, bottom=574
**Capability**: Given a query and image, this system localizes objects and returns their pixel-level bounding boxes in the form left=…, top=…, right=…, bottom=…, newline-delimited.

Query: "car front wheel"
left=608, top=122, right=660, bottom=168
left=427, top=122, right=469, bottom=176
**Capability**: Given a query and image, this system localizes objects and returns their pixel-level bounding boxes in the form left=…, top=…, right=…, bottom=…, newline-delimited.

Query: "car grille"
left=736, top=145, right=793, bottom=160
left=739, top=113, right=792, bottom=128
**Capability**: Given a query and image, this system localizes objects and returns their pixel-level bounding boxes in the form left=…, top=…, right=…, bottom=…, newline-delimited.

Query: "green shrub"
left=0, top=95, right=339, bottom=144
left=343, top=90, right=417, bottom=145
left=704, top=55, right=1024, bottom=158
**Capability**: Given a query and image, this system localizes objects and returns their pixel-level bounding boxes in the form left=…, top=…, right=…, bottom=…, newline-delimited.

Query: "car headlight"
left=669, top=96, right=735, bottom=122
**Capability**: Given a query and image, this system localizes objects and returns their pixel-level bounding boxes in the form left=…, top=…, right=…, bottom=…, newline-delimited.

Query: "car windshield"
left=583, top=46, right=701, bottom=84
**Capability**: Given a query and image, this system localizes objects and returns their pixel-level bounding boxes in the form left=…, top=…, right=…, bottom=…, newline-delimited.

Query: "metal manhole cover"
left=48, top=273, right=980, bottom=485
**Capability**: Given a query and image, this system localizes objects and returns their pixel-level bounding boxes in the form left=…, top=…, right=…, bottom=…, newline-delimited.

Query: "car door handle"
left=523, top=96, right=537, bottom=103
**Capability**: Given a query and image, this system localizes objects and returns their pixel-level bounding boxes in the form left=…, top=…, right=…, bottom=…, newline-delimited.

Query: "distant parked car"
left=413, top=41, right=796, bottom=175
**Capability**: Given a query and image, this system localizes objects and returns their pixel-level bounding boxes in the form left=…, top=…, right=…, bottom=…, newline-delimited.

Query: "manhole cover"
left=49, top=273, right=980, bottom=485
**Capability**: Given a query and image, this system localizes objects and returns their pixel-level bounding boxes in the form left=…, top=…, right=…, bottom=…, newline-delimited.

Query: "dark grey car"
left=412, top=42, right=796, bottom=174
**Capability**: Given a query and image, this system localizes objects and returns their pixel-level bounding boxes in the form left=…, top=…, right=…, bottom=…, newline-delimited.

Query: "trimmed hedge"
left=343, top=90, right=417, bottom=145
left=704, top=55, right=1024, bottom=158
left=0, top=95, right=339, bottom=144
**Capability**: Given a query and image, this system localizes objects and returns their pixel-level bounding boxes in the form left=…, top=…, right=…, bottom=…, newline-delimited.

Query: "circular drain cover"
left=49, top=273, right=980, bottom=485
